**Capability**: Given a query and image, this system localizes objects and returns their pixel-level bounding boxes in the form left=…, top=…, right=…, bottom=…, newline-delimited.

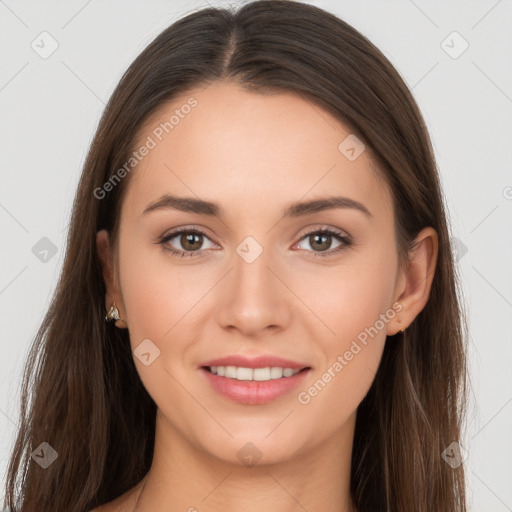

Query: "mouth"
left=199, top=365, right=312, bottom=405
left=201, top=365, right=311, bottom=382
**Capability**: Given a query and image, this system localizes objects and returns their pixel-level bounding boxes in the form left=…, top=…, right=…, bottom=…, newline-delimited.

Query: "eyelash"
left=157, top=226, right=352, bottom=259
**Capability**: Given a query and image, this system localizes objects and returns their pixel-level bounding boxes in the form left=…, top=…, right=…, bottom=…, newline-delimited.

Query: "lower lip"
left=200, top=367, right=311, bottom=405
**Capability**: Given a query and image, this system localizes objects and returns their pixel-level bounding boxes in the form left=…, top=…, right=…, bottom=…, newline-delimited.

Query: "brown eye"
left=159, top=228, right=216, bottom=257
left=295, top=229, right=352, bottom=257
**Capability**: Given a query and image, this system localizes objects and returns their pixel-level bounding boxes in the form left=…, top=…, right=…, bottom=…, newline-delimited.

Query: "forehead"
left=123, top=81, right=392, bottom=223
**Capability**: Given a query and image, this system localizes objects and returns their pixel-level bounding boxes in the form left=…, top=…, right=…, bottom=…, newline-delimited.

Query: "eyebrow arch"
left=141, top=194, right=373, bottom=219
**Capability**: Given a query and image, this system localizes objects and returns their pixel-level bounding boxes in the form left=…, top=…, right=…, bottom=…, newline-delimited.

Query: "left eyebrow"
left=140, top=194, right=373, bottom=220
left=281, top=196, right=373, bottom=219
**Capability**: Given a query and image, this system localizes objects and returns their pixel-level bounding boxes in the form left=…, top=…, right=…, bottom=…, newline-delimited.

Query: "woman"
left=4, top=1, right=469, bottom=511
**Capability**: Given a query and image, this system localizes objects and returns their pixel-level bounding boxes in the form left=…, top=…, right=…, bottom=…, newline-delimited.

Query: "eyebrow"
left=141, top=194, right=373, bottom=220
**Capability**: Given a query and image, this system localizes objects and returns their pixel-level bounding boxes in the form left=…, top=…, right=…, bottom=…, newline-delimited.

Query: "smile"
left=205, top=365, right=304, bottom=381
left=200, top=366, right=311, bottom=405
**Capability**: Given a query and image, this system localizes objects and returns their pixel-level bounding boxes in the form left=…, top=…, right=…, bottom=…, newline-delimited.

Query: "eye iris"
left=181, top=232, right=202, bottom=251
left=310, top=233, right=331, bottom=252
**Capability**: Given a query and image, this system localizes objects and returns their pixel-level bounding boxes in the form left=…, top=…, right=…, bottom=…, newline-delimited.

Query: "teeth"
left=270, top=367, right=283, bottom=379
left=225, top=366, right=237, bottom=378
left=208, top=365, right=302, bottom=381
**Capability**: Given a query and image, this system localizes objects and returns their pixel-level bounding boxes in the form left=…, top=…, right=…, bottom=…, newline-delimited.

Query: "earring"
left=105, top=302, right=124, bottom=323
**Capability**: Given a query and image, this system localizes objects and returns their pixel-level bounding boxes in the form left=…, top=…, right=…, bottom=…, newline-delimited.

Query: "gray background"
left=1, top=0, right=511, bottom=510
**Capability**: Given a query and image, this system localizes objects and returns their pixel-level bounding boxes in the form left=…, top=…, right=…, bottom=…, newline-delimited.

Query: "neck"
left=134, top=408, right=357, bottom=512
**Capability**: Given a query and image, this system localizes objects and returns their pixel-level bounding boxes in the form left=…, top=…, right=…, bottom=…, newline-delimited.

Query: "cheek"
left=293, top=244, right=396, bottom=424
left=296, top=242, right=398, bottom=342
left=117, top=239, right=200, bottom=413
left=117, top=235, right=219, bottom=384
left=296, top=340, right=384, bottom=444
left=118, top=234, right=187, bottom=347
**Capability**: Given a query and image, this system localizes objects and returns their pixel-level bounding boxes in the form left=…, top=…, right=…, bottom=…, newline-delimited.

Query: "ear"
left=387, top=227, right=438, bottom=335
left=97, top=229, right=127, bottom=328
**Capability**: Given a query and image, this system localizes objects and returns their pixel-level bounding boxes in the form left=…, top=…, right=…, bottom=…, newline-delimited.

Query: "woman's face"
left=102, top=81, right=408, bottom=465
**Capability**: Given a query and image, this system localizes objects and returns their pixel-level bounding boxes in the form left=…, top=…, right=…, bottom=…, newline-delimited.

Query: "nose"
left=215, top=243, right=291, bottom=337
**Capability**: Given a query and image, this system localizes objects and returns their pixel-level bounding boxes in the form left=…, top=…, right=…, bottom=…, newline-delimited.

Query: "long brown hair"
left=4, top=1, right=469, bottom=510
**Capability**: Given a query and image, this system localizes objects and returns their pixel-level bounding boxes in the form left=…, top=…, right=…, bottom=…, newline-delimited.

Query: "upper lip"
left=200, top=355, right=311, bottom=370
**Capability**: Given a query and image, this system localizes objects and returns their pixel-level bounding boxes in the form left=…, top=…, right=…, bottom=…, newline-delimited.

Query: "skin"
left=94, top=81, right=438, bottom=512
